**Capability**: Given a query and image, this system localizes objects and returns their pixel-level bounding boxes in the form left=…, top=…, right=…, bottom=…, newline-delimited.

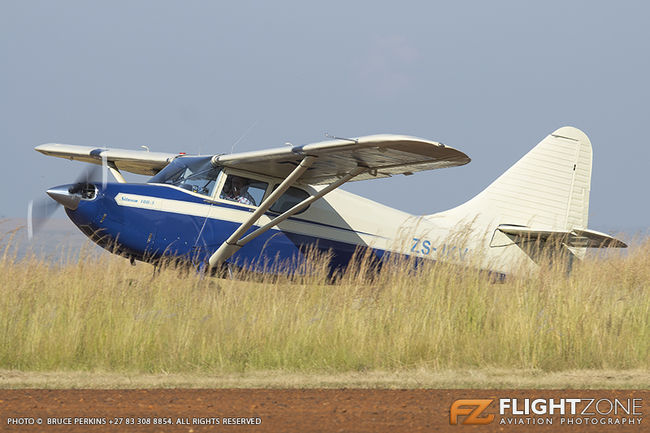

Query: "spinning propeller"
left=28, top=155, right=108, bottom=240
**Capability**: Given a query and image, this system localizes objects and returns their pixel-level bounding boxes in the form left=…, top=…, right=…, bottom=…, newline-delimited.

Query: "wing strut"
left=208, top=163, right=368, bottom=269
left=208, top=156, right=316, bottom=268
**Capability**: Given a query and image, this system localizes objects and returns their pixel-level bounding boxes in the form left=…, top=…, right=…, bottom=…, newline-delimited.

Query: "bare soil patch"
left=1, top=389, right=647, bottom=432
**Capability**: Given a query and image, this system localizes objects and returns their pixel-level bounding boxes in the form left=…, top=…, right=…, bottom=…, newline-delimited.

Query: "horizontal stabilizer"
left=497, top=225, right=627, bottom=248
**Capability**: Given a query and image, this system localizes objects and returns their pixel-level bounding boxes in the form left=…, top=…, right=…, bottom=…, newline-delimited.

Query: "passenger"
left=221, top=175, right=256, bottom=206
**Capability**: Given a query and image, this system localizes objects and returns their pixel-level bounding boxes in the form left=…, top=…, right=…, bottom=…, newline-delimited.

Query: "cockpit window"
left=219, top=175, right=268, bottom=206
left=148, top=156, right=221, bottom=197
left=269, top=186, right=311, bottom=214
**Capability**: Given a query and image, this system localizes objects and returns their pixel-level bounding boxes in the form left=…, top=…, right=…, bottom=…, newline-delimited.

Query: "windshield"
left=148, top=156, right=221, bottom=197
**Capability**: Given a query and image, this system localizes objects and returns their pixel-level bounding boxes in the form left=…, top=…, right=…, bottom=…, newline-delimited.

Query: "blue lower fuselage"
left=64, top=183, right=387, bottom=272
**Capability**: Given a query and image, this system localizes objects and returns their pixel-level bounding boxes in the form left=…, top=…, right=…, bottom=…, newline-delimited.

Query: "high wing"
left=36, top=135, right=470, bottom=183
left=213, top=134, right=470, bottom=184
left=35, top=143, right=180, bottom=176
left=497, top=225, right=627, bottom=248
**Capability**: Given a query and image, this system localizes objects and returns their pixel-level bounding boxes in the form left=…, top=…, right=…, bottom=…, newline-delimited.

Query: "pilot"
left=220, top=175, right=256, bottom=206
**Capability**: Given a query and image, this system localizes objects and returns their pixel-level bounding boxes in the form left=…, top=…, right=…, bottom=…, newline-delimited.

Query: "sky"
left=1, top=0, right=648, bottom=241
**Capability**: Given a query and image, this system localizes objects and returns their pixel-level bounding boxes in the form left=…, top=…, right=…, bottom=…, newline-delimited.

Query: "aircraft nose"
left=46, top=185, right=81, bottom=210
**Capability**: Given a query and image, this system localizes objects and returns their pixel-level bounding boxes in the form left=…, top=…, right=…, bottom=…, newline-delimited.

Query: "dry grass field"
left=0, top=228, right=648, bottom=388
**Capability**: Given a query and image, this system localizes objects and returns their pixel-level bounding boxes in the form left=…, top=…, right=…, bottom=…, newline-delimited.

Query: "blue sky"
left=2, top=1, right=648, bottom=235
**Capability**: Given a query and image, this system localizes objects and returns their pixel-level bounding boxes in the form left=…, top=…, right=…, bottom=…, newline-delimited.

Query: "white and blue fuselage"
left=63, top=178, right=468, bottom=273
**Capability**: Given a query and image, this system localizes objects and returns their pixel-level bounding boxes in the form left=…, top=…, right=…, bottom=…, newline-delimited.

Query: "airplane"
left=30, top=126, right=626, bottom=277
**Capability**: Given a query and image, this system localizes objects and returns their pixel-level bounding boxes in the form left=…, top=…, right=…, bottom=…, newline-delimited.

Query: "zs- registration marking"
left=411, top=237, right=469, bottom=260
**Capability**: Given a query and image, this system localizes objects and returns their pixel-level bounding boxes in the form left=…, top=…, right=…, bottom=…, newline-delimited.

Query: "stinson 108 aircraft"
left=31, top=126, right=626, bottom=276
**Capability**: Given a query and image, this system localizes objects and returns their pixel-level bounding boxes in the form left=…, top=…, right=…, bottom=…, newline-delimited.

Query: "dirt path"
left=1, top=389, right=647, bottom=432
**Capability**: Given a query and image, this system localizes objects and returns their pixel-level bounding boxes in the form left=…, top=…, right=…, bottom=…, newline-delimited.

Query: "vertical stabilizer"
left=431, top=126, right=593, bottom=231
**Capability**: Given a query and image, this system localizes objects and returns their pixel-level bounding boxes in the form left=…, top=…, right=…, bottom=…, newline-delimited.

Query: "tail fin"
left=432, top=126, right=593, bottom=231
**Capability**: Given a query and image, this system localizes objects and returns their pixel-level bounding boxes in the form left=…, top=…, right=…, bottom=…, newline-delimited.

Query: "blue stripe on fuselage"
left=64, top=183, right=389, bottom=272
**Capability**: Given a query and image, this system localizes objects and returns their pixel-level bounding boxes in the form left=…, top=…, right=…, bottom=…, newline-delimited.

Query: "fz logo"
left=450, top=399, right=495, bottom=425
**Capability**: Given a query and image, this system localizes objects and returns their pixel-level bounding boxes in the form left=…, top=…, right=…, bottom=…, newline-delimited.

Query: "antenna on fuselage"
left=230, top=120, right=259, bottom=154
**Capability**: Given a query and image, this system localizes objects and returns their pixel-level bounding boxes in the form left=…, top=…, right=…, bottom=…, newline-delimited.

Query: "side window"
left=270, top=186, right=311, bottom=213
left=219, top=174, right=268, bottom=207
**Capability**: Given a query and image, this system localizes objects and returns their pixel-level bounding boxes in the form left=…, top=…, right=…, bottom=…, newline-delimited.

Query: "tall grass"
left=0, top=237, right=648, bottom=374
